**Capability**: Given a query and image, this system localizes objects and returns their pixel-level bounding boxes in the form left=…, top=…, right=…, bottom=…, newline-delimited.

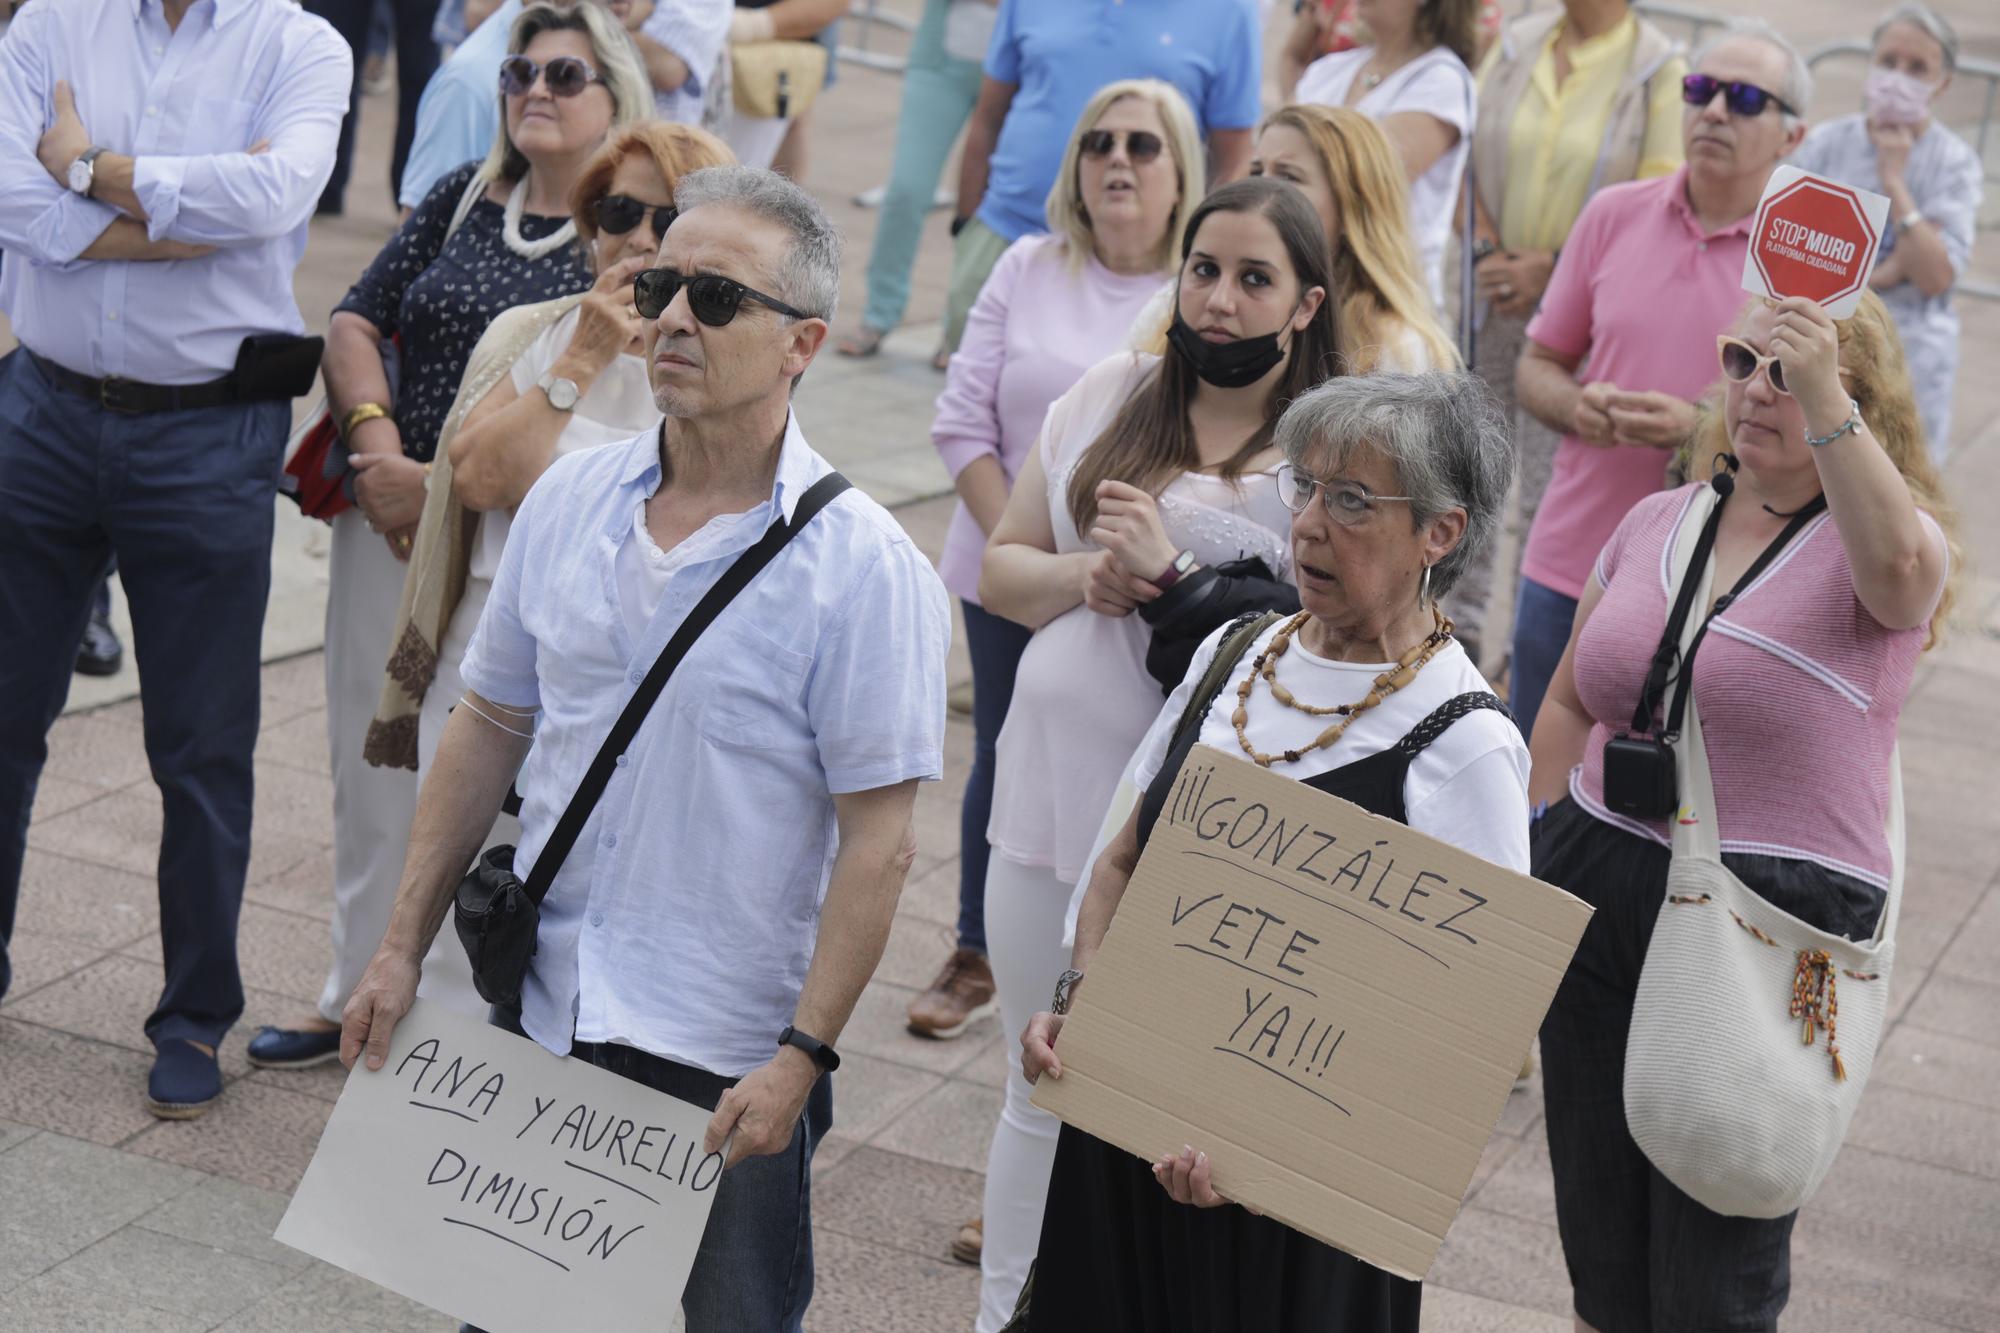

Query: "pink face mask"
left=1864, top=67, right=1934, bottom=126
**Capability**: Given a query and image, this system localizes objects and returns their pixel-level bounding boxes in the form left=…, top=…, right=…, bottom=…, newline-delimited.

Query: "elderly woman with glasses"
left=249, top=1, right=652, bottom=1071
left=1017, top=371, right=1523, bottom=1332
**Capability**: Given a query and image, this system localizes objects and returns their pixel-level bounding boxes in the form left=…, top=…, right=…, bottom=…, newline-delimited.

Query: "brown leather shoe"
left=906, top=948, right=997, bottom=1040
left=950, top=1215, right=983, bottom=1266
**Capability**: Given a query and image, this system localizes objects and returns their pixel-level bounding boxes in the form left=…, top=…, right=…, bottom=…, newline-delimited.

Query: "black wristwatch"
left=778, top=1024, right=840, bottom=1073
left=949, top=214, right=971, bottom=238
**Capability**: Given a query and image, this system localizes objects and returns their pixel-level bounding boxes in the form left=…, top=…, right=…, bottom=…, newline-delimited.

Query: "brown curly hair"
left=1685, top=290, right=1961, bottom=648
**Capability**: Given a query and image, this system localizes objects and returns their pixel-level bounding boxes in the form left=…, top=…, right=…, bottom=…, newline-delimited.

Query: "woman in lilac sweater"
left=1526, top=290, right=1957, bottom=1329
left=906, top=79, right=1203, bottom=1050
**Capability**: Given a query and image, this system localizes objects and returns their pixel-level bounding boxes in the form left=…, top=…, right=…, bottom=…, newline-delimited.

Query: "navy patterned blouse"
left=334, top=161, right=593, bottom=462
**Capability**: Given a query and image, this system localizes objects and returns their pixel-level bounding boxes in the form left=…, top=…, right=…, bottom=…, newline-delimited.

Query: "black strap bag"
left=454, top=471, right=852, bottom=1006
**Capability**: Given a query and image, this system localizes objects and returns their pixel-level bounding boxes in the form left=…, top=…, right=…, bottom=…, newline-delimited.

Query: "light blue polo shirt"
left=976, top=0, right=1263, bottom=243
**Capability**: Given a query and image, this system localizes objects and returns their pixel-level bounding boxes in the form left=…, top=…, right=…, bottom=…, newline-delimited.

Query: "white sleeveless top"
left=986, top=352, right=1294, bottom=883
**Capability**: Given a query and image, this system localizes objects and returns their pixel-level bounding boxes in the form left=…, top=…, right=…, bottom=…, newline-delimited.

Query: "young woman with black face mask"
left=970, top=177, right=1339, bottom=1324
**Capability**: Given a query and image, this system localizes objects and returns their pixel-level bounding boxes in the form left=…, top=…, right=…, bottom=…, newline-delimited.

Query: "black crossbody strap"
left=1662, top=494, right=1825, bottom=738
left=522, top=470, right=852, bottom=903
left=1632, top=485, right=1827, bottom=738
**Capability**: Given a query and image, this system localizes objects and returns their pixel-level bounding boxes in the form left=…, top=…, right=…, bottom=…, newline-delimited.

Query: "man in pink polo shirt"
left=1508, top=18, right=1810, bottom=735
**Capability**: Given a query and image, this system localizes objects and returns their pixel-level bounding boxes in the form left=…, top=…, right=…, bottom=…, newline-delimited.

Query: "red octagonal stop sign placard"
left=1742, top=166, right=1890, bottom=320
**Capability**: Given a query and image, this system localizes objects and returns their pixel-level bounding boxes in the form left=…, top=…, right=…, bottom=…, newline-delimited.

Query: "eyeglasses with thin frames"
left=1275, top=462, right=1415, bottom=526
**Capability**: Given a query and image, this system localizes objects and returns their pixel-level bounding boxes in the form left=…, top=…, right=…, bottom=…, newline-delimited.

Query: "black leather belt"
left=28, top=351, right=242, bottom=415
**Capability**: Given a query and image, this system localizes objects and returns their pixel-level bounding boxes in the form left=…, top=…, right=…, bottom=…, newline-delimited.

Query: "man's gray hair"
left=1694, top=18, right=1814, bottom=128
left=1873, top=2, right=1957, bottom=74
left=1274, top=372, right=1512, bottom=601
left=672, top=166, right=843, bottom=323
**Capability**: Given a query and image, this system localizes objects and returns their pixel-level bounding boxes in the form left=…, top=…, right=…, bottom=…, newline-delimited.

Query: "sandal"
left=932, top=344, right=950, bottom=372
left=836, top=325, right=887, bottom=358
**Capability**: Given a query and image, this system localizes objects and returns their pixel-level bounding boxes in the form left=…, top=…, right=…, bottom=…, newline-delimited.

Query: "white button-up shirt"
left=0, top=0, right=350, bottom=382
left=460, top=416, right=951, bottom=1076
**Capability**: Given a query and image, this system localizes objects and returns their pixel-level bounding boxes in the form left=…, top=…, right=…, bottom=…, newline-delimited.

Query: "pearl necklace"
left=501, top=178, right=578, bottom=261
left=1231, top=607, right=1454, bottom=768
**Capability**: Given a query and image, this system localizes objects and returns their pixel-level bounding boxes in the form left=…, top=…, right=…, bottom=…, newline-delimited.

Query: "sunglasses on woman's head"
left=632, top=267, right=813, bottom=327
left=1716, top=335, right=1790, bottom=394
left=1079, top=129, right=1165, bottom=164
left=1681, top=73, right=1793, bottom=118
left=596, top=195, right=677, bottom=237
left=498, top=54, right=603, bottom=98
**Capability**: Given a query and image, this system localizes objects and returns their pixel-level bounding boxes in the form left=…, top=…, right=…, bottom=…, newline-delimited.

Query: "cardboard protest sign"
left=1742, top=164, right=1890, bottom=319
left=276, top=1000, right=720, bottom=1333
left=1032, top=746, right=1592, bottom=1281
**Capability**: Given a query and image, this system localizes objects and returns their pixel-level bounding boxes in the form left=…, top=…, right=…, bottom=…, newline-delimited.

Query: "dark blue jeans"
left=0, top=349, right=287, bottom=1044
left=305, top=0, right=440, bottom=210
left=474, top=1006, right=833, bottom=1333
left=957, top=599, right=1031, bottom=956
left=1508, top=575, right=1580, bottom=743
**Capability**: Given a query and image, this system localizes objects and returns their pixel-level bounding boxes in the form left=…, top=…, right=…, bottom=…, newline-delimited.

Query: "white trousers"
left=976, top=853, right=1074, bottom=1333
left=316, top=511, right=419, bottom=1022
left=413, top=586, right=516, bottom=1017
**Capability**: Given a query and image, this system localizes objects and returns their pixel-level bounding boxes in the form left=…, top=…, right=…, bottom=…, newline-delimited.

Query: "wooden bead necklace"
left=1231, top=606, right=1455, bottom=768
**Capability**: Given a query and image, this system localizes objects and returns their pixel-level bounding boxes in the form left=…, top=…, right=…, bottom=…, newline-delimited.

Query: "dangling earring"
left=1420, top=563, right=1432, bottom=607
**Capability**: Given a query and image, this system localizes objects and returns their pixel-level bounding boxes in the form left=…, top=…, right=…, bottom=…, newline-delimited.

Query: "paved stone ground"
left=5, top=1, right=2000, bottom=1328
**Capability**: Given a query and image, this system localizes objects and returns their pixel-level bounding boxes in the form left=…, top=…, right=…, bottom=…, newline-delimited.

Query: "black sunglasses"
left=498, top=54, right=604, bottom=98
left=1079, top=128, right=1165, bottom=164
left=1681, top=73, right=1794, bottom=118
left=633, top=268, right=814, bottom=327
left=596, top=194, right=678, bottom=238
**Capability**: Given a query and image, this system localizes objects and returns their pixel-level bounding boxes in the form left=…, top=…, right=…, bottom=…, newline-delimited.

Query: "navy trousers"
left=0, top=348, right=289, bottom=1049
left=305, top=0, right=440, bottom=212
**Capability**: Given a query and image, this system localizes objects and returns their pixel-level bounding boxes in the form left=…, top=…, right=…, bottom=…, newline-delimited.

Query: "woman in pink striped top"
left=1525, top=290, right=1958, bottom=1330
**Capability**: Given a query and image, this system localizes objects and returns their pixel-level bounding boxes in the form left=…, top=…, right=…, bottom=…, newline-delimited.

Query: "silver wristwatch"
left=538, top=372, right=580, bottom=412
left=67, top=146, right=105, bottom=197
left=1051, top=968, right=1085, bottom=1016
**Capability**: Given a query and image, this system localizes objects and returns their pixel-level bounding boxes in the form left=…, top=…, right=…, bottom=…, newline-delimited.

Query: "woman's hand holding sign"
left=1762, top=296, right=1848, bottom=429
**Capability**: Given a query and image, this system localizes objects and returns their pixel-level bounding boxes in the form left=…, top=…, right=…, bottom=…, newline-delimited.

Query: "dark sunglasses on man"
left=1078, top=128, right=1165, bottom=164
left=1681, top=73, right=1794, bottom=118
left=633, top=268, right=813, bottom=327
left=498, top=54, right=603, bottom=98
left=596, top=195, right=678, bottom=237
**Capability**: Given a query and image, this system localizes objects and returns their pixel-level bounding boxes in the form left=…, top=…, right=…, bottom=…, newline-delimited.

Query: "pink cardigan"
left=928, top=233, right=1168, bottom=603
left=1569, top=484, right=1945, bottom=888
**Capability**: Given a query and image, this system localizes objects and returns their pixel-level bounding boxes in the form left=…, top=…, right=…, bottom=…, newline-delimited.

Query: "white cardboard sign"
left=275, top=1000, right=720, bottom=1333
left=1741, top=164, right=1891, bottom=320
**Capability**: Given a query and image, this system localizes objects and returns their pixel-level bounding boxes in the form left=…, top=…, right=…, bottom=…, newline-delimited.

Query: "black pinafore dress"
left=1023, top=639, right=1509, bottom=1333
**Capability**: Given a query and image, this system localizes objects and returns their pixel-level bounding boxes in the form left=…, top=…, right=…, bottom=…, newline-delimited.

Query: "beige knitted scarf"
left=362, top=293, right=585, bottom=770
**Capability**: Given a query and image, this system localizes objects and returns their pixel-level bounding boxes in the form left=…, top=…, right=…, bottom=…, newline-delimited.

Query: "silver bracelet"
left=1805, top=397, right=1861, bottom=449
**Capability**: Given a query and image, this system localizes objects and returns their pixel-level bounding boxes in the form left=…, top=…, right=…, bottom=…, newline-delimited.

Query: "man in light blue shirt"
left=340, top=167, right=948, bottom=1332
left=400, top=0, right=729, bottom=211
left=0, top=0, right=349, bottom=1118
left=940, top=0, right=1264, bottom=348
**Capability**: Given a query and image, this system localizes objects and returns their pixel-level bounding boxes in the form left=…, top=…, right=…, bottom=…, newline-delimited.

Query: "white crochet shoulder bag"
left=1622, top=484, right=1902, bottom=1218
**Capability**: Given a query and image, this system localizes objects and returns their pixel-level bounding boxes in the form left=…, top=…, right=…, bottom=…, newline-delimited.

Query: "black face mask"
left=1167, top=311, right=1289, bottom=389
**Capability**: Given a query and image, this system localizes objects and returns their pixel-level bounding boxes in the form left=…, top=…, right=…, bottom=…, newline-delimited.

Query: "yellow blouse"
left=1479, top=13, right=1686, bottom=252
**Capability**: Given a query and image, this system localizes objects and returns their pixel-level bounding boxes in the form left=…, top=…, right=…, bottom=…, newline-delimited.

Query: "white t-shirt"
left=1294, top=46, right=1476, bottom=308
left=1131, top=618, right=1531, bottom=874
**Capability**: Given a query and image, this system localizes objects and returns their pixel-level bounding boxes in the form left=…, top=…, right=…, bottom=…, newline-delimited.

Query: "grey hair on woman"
left=1274, top=371, right=1512, bottom=600
left=1873, top=2, right=1957, bottom=73
left=672, top=166, right=844, bottom=323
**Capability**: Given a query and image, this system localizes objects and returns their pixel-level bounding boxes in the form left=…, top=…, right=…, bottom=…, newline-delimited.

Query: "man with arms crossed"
left=0, top=0, right=349, bottom=1118
left=340, top=166, right=951, bottom=1331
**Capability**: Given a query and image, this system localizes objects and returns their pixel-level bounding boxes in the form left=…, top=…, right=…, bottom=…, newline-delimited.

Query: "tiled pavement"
left=7, top=1, right=2000, bottom=1327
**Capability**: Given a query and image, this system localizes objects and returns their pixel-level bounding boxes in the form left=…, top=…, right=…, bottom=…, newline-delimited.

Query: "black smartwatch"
left=777, top=1024, right=840, bottom=1073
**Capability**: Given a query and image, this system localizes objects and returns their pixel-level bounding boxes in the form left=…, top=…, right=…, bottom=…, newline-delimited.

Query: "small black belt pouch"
left=454, top=846, right=539, bottom=1006
left=233, top=333, right=326, bottom=401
